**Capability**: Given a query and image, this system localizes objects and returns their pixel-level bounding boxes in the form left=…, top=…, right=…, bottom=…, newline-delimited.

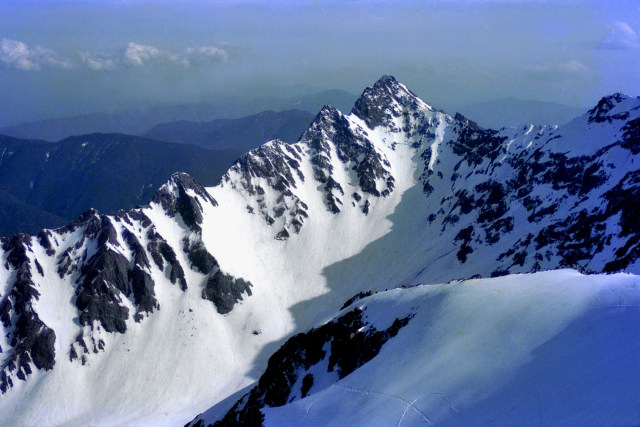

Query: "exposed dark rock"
left=325, top=192, right=342, bottom=214
left=0, top=235, right=56, bottom=394
left=225, top=141, right=300, bottom=197
left=184, top=239, right=218, bottom=274
left=327, top=111, right=364, bottom=163
left=490, top=269, right=510, bottom=278
left=361, top=200, right=370, bottom=215
left=299, top=103, right=395, bottom=213
left=57, top=247, right=76, bottom=279
left=126, top=209, right=153, bottom=228
left=69, top=345, right=78, bottom=362
left=206, top=305, right=412, bottom=426
left=176, top=190, right=205, bottom=232
left=300, top=374, right=314, bottom=398
left=539, top=154, right=607, bottom=196
left=58, top=209, right=100, bottom=234
left=602, top=171, right=640, bottom=271
left=340, top=290, right=377, bottom=310
left=454, top=226, right=474, bottom=263
left=222, top=140, right=308, bottom=236
left=75, top=248, right=130, bottom=333
left=357, top=151, right=388, bottom=196
left=620, top=118, right=640, bottom=154
left=351, top=75, right=423, bottom=130
left=453, top=112, right=478, bottom=129
left=275, top=229, right=290, bottom=241
left=114, top=210, right=132, bottom=225
left=68, top=218, right=161, bottom=325
left=123, top=229, right=150, bottom=269
left=147, top=228, right=187, bottom=290
left=484, top=217, right=514, bottom=245
left=37, top=230, right=56, bottom=256
left=202, top=270, right=252, bottom=315
left=34, top=259, right=44, bottom=276
left=587, top=93, right=631, bottom=123
left=129, top=267, right=158, bottom=314
left=451, top=121, right=507, bottom=166
left=152, top=172, right=217, bottom=233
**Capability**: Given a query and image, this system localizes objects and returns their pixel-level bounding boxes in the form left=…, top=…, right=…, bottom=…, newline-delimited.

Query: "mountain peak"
left=151, top=172, right=217, bottom=232
left=377, top=74, right=397, bottom=85
left=587, top=92, right=638, bottom=124
left=362, top=75, right=411, bottom=101
left=351, top=75, right=430, bottom=129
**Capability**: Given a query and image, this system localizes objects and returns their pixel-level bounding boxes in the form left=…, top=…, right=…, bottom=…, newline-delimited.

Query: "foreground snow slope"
left=1, top=75, right=640, bottom=425
left=190, top=270, right=640, bottom=427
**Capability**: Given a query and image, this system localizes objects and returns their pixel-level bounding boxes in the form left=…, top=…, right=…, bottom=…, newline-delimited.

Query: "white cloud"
left=86, top=57, right=116, bottom=71
left=0, top=38, right=72, bottom=70
left=122, top=42, right=177, bottom=66
left=600, top=21, right=639, bottom=49
left=525, top=60, right=588, bottom=76
left=79, top=52, right=116, bottom=71
left=1, top=39, right=229, bottom=71
left=557, top=60, right=587, bottom=74
left=182, top=46, right=228, bottom=67
left=185, top=46, right=228, bottom=60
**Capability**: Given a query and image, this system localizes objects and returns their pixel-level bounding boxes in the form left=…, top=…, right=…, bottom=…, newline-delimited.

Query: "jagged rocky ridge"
left=0, top=234, right=56, bottom=392
left=0, top=172, right=251, bottom=390
left=1, top=75, right=640, bottom=425
left=220, top=79, right=406, bottom=237
left=222, top=76, right=640, bottom=275
left=188, top=78, right=640, bottom=425
left=199, top=304, right=412, bottom=427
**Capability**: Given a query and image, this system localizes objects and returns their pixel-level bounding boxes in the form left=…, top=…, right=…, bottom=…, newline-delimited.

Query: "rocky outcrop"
left=189, top=303, right=412, bottom=427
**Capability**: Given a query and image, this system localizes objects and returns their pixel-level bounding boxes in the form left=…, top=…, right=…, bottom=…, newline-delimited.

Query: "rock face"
left=220, top=75, right=640, bottom=277
left=192, top=304, right=412, bottom=427
left=0, top=234, right=56, bottom=393
left=186, top=78, right=640, bottom=426
left=0, top=172, right=252, bottom=389
left=421, top=94, right=640, bottom=277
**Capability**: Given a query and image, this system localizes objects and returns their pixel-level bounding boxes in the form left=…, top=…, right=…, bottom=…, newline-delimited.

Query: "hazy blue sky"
left=0, top=0, right=639, bottom=126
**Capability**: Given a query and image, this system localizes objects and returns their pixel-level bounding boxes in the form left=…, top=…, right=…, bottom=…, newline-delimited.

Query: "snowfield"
left=1, top=76, right=640, bottom=426
left=221, top=271, right=640, bottom=427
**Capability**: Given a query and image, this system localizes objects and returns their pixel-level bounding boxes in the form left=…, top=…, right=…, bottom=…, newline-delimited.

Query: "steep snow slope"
left=189, top=270, right=640, bottom=427
left=1, top=76, right=640, bottom=426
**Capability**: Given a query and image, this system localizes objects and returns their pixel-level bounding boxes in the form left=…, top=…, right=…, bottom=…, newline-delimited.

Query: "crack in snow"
left=331, top=385, right=434, bottom=425
left=430, top=392, right=459, bottom=414
left=397, top=398, right=420, bottom=427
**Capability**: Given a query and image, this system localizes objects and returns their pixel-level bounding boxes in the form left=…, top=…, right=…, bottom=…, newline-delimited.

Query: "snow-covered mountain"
left=1, top=76, right=640, bottom=426
left=189, top=270, right=640, bottom=427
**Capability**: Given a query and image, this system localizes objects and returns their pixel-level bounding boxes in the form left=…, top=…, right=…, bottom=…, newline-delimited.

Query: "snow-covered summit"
left=2, top=76, right=640, bottom=426
left=586, top=92, right=640, bottom=124
left=351, top=74, right=434, bottom=130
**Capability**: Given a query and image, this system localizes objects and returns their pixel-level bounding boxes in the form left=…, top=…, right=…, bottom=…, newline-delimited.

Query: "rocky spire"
left=351, top=75, right=429, bottom=129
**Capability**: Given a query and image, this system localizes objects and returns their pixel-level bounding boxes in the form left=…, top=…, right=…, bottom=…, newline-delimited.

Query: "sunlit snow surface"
left=196, top=271, right=640, bottom=426
left=1, top=78, right=640, bottom=426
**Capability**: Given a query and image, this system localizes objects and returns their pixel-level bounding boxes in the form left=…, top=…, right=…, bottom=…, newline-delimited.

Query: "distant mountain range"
left=0, top=90, right=356, bottom=142
left=0, top=109, right=321, bottom=237
left=0, top=189, right=68, bottom=235
left=456, top=97, right=585, bottom=129
left=145, top=109, right=314, bottom=152
left=0, top=134, right=241, bottom=236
